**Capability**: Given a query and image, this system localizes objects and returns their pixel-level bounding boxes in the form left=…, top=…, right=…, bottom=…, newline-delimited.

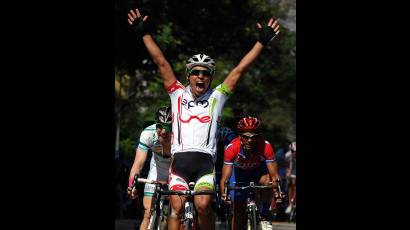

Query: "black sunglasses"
left=240, top=134, right=260, bottom=140
left=189, top=69, right=211, bottom=77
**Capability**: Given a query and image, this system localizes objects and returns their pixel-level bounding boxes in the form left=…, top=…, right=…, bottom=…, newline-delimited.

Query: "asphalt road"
left=115, top=219, right=296, bottom=230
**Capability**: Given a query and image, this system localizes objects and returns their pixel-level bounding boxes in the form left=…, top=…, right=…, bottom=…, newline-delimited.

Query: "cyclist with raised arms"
left=127, top=8, right=280, bottom=230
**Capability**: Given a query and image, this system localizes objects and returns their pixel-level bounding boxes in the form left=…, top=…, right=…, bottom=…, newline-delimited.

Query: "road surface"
left=115, top=219, right=296, bottom=230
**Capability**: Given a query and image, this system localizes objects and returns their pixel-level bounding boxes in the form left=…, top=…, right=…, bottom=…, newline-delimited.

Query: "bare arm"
left=223, top=42, right=264, bottom=91
left=142, top=35, right=177, bottom=88
left=129, top=149, right=148, bottom=183
left=128, top=9, right=177, bottom=88
left=220, top=164, right=233, bottom=198
left=223, top=18, right=280, bottom=91
left=266, top=162, right=280, bottom=187
left=127, top=148, right=148, bottom=199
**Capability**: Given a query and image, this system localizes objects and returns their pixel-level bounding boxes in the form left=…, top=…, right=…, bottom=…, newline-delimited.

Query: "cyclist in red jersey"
left=220, top=115, right=282, bottom=230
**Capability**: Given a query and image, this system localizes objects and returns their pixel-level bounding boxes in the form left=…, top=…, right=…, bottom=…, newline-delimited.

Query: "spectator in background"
left=285, top=142, right=296, bottom=214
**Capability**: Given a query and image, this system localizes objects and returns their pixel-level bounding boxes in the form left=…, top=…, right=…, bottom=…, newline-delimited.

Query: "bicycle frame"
left=148, top=183, right=168, bottom=230
left=225, top=181, right=273, bottom=230
left=136, top=178, right=169, bottom=230
left=246, top=198, right=258, bottom=230
left=163, top=182, right=216, bottom=230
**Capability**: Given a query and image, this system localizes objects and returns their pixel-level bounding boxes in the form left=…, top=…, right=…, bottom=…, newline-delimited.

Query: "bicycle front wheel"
left=160, top=202, right=169, bottom=230
left=184, top=219, right=192, bottom=230
left=251, top=206, right=258, bottom=230
left=246, top=205, right=258, bottom=230
left=149, top=211, right=160, bottom=230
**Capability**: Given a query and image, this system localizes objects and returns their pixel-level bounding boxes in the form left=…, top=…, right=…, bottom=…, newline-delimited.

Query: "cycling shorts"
left=144, top=156, right=171, bottom=197
left=169, top=151, right=215, bottom=191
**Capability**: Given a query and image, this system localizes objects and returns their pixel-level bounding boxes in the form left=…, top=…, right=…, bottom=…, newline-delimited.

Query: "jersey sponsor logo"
left=182, top=98, right=209, bottom=109
left=234, top=161, right=261, bottom=169
left=234, top=154, right=265, bottom=169
left=178, top=96, right=211, bottom=123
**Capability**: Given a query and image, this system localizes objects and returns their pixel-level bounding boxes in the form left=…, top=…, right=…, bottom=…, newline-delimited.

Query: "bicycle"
left=133, top=176, right=170, bottom=230
left=269, top=179, right=288, bottom=221
left=165, top=182, right=216, bottom=230
left=224, top=180, right=283, bottom=230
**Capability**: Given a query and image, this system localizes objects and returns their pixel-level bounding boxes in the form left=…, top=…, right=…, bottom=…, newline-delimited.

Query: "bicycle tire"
left=246, top=205, right=256, bottom=230
left=184, top=219, right=192, bottom=230
left=148, top=211, right=160, bottom=230
left=160, top=202, right=169, bottom=230
left=251, top=205, right=258, bottom=230
left=226, top=206, right=232, bottom=230
left=160, top=219, right=167, bottom=230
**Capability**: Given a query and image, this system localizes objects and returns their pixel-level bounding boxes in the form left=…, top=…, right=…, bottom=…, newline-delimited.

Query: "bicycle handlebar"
left=162, top=190, right=216, bottom=196
left=229, top=184, right=273, bottom=190
left=136, top=177, right=168, bottom=185
left=228, top=181, right=273, bottom=190
left=135, top=177, right=214, bottom=196
left=137, top=178, right=159, bottom=184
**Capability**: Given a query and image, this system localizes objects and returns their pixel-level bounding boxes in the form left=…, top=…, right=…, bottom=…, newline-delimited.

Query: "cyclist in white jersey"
left=128, top=8, right=280, bottom=230
left=127, top=107, right=172, bottom=230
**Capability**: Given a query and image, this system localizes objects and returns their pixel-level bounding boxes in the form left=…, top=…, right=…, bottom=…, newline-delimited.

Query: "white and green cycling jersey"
left=137, top=124, right=171, bottom=196
left=166, top=80, right=233, bottom=161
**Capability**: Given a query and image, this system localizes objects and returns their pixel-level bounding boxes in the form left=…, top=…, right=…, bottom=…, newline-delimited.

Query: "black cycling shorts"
left=170, top=151, right=214, bottom=184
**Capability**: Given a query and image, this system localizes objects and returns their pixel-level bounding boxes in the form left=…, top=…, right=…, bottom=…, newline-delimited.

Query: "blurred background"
left=114, top=0, right=295, bottom=228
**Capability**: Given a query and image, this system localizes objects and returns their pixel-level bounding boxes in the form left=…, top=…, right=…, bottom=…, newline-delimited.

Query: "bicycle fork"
left=185, top=201, right=194, bottom=220
left=247, top=200, right=258, bottom=230
left=147, top=196, right=163, bottom=230
left=182, top=199, right=197, bottom=230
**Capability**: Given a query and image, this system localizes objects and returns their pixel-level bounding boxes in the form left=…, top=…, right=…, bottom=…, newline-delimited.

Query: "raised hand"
left=127, top=8, right=150, bottom=35
left=256, top=18, right=280, bottom=46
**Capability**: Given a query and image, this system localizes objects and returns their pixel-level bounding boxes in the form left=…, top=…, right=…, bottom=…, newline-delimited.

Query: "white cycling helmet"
left=186, top=54, right=216, bottom=76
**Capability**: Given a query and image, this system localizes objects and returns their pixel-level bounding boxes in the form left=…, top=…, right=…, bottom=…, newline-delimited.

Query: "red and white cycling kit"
left=224, top=137, right=275, bottom=170
left=224, top=137, right=276, bottom=201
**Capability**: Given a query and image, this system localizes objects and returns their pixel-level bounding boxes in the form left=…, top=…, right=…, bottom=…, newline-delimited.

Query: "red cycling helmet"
left=237, top=115, right=262, bottom=133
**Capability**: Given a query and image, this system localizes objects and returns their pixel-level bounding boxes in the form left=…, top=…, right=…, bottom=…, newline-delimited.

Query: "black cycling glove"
left=130, top=15, right=150, bottom=35
left=257, top=25, right=278, bottom=46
